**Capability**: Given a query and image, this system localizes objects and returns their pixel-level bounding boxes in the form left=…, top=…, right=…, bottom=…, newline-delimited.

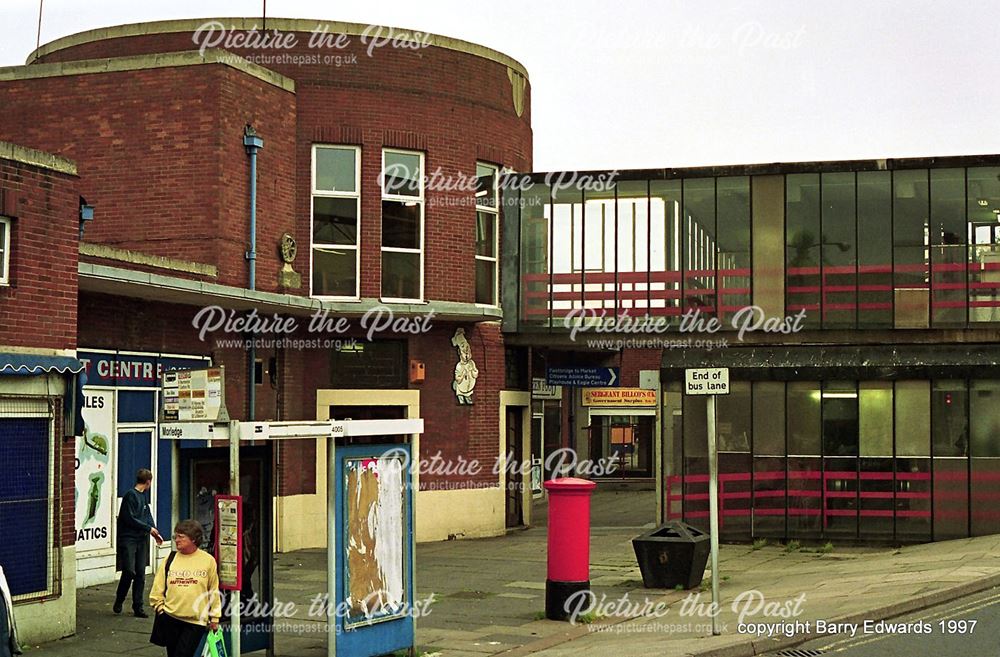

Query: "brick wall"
left=77, top=293, right=283, bottom=420
left=409, top=322, right=506, bottom=489
left=14, top=23, right=532, bottom=305
left=619, top=348, right=662, bottom=387
left=0, top=66, right=297, bottom=291
left=0, top=157, right=78, bottom=350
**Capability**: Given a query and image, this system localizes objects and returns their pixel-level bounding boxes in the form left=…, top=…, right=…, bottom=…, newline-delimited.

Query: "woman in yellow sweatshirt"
left=149, top=519, right=222, bottom=657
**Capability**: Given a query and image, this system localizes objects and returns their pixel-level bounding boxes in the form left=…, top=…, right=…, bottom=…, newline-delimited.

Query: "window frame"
left=475, top=161, right=500, bottom=307
left=0, top=217, right=10, bottom=286
left=380, top=148, right=425, bottom=303
left=310, top=144, right=361, bottom=300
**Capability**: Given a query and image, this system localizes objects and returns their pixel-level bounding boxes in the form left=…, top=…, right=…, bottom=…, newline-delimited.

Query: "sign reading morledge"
left=582, top=388, right=657, bottom=407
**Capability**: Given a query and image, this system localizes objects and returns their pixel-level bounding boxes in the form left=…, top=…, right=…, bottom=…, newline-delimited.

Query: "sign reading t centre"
left=684, top=367, right=730, bottom=395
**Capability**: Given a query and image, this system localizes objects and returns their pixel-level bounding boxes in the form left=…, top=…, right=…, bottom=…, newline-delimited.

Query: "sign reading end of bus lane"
left=685, top=367, right=730, bottom=395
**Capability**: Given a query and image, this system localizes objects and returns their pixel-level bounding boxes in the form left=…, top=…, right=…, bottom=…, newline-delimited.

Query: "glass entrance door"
left=179, top=446, right=273, bottom=654
left=590, top=414, right=653, bottom=478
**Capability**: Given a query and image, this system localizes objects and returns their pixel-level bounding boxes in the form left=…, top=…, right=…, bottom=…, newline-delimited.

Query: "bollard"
left=543, top=477, right=597, bottom=621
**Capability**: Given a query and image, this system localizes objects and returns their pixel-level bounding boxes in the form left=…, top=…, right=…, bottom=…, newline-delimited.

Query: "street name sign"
left=546, top=367, right=619, bottom=387
left=684, top=368, right=730, bottom=395
left=683, top=365, right=730, bottom=636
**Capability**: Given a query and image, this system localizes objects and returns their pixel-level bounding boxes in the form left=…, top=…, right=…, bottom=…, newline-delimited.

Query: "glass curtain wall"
left=509, top=166, right=1000, bottom=331
left=671, top=378, right=996, bottom=542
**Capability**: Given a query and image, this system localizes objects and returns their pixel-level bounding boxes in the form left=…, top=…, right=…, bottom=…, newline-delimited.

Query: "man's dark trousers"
left=114, top=537, right=149, bottom=612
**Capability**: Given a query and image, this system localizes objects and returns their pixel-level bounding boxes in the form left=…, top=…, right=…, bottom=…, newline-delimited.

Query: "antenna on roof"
left=36, top=0, right=44, bottom=50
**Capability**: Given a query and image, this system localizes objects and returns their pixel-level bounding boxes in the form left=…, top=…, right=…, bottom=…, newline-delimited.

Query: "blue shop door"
left=117, top=431, right=153, bottom=497
left=0, top=417, right=50, bottom=597
left=117, top=430, right=155, bottom=569
left=335, top=443, right=415, bottom=657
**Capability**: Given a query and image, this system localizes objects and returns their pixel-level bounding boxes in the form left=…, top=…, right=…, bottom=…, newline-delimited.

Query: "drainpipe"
left=244, top=126, right=263, bottom=421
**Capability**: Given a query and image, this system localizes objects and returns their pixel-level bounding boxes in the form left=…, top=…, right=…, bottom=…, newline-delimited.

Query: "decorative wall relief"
left=451, top=328, right=479, bottom=405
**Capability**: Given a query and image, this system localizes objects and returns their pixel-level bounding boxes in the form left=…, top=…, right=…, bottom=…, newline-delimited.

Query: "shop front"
left=75, top=350, right=209, bottom=586
left=661, top=344, right=1000, bottom=543
left=583, top=388, right=657, bottom=481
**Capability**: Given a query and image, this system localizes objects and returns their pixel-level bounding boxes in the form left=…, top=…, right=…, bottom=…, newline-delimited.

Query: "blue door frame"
left=334, top=443, right=415, bottom=657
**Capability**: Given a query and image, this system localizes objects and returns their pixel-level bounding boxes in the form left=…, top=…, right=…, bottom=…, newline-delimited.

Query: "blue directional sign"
left=546, top=367, right=620, bottom=387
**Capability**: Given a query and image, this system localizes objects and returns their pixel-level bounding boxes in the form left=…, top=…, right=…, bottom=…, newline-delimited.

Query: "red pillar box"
left=544, top=477, right=597, bottom=621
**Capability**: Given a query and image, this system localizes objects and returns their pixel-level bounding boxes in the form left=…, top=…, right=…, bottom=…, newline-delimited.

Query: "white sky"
left=1, top=0, right=998, bottom=172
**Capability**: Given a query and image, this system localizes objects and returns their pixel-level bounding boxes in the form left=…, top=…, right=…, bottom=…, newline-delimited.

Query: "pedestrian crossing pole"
left=684, top=367, right=729, bottom=637
left=229, top=420, right=241, bottom=657
left=707, top=394, right=720, bottom=636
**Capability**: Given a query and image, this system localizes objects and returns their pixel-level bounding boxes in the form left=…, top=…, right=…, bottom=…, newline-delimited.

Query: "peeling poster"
left=345, top=456, right=406, bottom=622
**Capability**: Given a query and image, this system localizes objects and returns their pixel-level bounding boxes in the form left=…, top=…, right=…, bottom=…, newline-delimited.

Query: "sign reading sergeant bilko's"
left=582, top=388, right=657, bottom=407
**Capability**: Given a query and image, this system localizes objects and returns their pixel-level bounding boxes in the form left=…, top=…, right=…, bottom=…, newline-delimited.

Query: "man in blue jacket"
left=113, top=468, right=163, bottom=617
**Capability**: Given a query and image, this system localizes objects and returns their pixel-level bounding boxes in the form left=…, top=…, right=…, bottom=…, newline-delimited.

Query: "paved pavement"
left=19, top=489, right=1000, bottom=657
left=768, top=586, right=1000, bottom=657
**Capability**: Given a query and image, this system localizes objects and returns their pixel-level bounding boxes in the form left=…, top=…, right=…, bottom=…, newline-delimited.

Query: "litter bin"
left=632, top=521, right=710, bottom=589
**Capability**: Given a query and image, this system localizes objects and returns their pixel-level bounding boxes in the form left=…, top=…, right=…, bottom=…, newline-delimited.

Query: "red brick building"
left=0, top=141, right=82, bottom=642
left=0, top=17, right=533, bottom=616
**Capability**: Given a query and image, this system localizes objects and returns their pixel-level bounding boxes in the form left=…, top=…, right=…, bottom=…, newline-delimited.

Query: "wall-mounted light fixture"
left=79, top=196, right=94, bottom=239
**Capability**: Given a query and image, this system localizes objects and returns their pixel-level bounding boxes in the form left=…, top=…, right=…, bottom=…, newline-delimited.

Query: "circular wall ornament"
left=280, top=233, right=297, bottom=264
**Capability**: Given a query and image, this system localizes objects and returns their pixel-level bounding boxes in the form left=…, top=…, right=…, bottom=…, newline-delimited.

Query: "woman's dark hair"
left=174, top=519, right=204, bottom=547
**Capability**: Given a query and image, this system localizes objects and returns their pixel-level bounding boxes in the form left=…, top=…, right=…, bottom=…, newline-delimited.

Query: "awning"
left=660, top=344, right=1000, bottom=381
left=0, top=353, right=86, bottom=376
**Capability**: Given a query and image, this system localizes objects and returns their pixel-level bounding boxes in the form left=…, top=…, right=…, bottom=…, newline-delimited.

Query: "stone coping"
left=27, top=17, right=530, bottom=80
left=0, top=140, right=76, bottom=175
left=1, top=48, right=295, bottom=92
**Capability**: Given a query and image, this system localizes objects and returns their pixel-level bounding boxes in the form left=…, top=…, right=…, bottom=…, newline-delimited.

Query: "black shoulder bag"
left=148, top=551, right=177, bottom=647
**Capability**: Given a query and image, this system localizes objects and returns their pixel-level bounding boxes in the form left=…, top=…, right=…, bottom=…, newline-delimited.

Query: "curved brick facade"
left=12, top=19, right=532, bottom=302
left=0, top=19, right=536, bottom=556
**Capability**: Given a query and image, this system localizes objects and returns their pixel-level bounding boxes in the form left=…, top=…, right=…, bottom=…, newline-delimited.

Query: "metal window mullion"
left=647, top=180, right=652, bottom=313
left=548, top=192, right=554, bottom=332
left=965, top=168, right=970, bottom=327
left=820, top=175, right=825, bottom=328
left=580, top=191, right=586, bottom=309
left=820, top=381, right=826, bottom=540
left=892, top=380, right=898, bottom=542
left=927, top=168, right=933, bottom=328
left=854, top=172, right=859, bottom=329
left=891, top=170, right=896, bottom=328
left=930, top=378, right=936, bottom=540
left=614, top=186, right=619, bottom=316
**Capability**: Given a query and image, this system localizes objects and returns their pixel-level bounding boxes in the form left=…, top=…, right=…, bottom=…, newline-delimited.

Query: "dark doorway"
left=506, top=407, right=524, bottom=528
left=329, top=405, right=407, bottom=445
left=179, top=446, right=273, bottom=654
left=590, top=415, right=654, bottom=478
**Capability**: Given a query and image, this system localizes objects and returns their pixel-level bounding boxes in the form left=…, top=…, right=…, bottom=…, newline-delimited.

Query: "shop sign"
left=531, top=377, right=562, bottom=399
left=78, top=351, right=210, bottom=387
left=76, top=389, right=115, bottom=551
left=582, top=387, right=657, bottom=407
left=161, top=367, right=229, bottom=422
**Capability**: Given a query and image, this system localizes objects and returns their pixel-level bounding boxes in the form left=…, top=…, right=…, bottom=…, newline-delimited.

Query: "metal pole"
left=327, top=434, right=337, bottom=657
left=243, top=128, right=262, bottom=424
left=35, top=0, right=43, bottom=50
left=707, top=395, right=720, bottom=636
left=229, top=420, right=242, bottom=657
